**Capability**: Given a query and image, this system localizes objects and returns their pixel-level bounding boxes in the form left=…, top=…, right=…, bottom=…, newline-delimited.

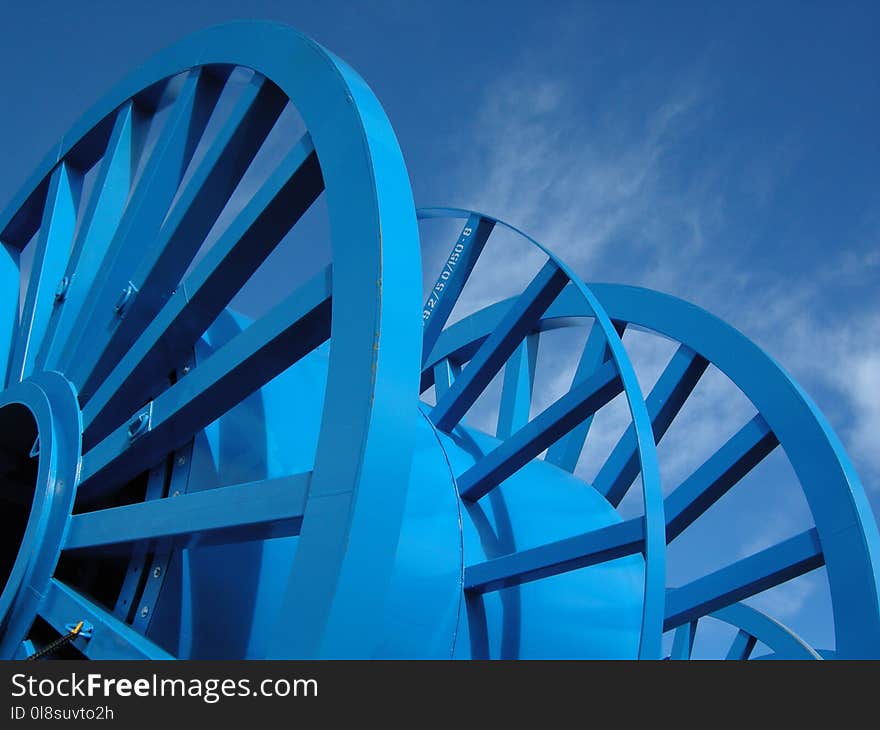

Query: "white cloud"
left=455, top=71, right=715, bottom=281
left=746, top=574, right=818, bottom=621
left=435, top=61, right=880, bottom=494
left=837, top=347, right=880, bottom=477
left=430, top=51, right=878, bottom=650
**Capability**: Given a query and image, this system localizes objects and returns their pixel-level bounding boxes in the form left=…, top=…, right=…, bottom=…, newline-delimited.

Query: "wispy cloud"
left=439, top=57, right=879, bottom=491
left=746, top=573, right=819, bottom=621
left=456, top=70, right=718, bottom=281
left=431, top=38, right=879, bottom=650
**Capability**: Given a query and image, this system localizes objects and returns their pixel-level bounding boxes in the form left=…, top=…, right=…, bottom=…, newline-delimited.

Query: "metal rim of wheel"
left=0, top=21, right=422, bottom=659
left=418, top=207, right=667, bottom=658
left=417, top=207, right=880, bottom=659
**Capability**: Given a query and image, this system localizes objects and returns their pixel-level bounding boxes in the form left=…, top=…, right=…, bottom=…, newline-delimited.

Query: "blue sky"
left=1, top=1, right=877, bottom=657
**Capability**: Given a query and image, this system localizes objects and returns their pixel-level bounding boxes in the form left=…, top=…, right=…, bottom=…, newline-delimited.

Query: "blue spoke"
left=82, top=133, right=321, bottom=443
left=670, top=620, right=698, bottom=659
left=112, top=460, right=167, bottom=620
left=7, top=163, right=81, bottom=384
left=422, top=333, right=488, bottom=390
left=432, top=357, right=460, bottom=401
left=432, top=260, right=569, bottom=432
left=75, top=74, right=288, bottom=401
left=36, top=103, right=138, bottom=371
left=38, top=579, right=173, bottom=660
left=57, top=69, right=224, bottom=382
left=78, top=266, right=331, bottom=496
left=595, top=345, right=709, bottom=507
left=664, top=528, right=824, bottom=631
left=664, top=414, right=778, bottom=542
left=725, top=629, right=757, bottom=660
left=458, top=360, right=622, bottom=502
left=0, top=89, right=126, bottom=248
left=422, top=214, right=494, bottom=361
left=496, top=334, right=538, bottom=439
left=0, top=174, right=53, bottom=250
left=0, top=243, right=19, bottom=386
left=65, top=473, right=310, bottom=552
left=464, top=518, right=644, bottom=593
left=544, top=321, right=619, bottom=472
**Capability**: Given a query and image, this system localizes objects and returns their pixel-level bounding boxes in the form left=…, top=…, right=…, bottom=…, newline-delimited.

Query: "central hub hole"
left=0, top=403, right=39, bottom=592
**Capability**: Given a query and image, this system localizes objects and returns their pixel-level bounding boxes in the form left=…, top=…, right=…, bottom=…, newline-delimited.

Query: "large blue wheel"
left=1, top=22, right=876, bottom=660
left=417, top=208, right=880, bottom=659
left=0, top=22, right=421, bottom=659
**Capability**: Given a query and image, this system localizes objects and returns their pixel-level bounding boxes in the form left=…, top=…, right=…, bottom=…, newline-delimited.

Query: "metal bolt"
left=182, top=365, right=191, bottom=374
left=173, top=490, right=180, bottom=498
left=114, top=281, right=138, bottom=316
left=177, top=456, right=186, bottom=466
left=55, top=276, right=70, bottom=302
left=153, top=567, right=162, bottom=579
left=140, top=605, right=149, bottom=618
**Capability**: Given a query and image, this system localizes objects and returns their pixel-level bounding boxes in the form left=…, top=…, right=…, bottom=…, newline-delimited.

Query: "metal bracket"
left=114, top=280, right=138, bottom=317
left=127, top=403, right=153, bottom=441
left=65, top=621, right=94, bottom=640
left=54, top=275, right=70, bottom=303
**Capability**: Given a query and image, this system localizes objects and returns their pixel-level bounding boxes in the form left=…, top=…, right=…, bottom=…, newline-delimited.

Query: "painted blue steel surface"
left=8, top=165, right=79, bottom=383
left=711, top=603, right=821, bottom=660
left=0, top=243, right=18, bottom=385
left=670, top=621, right=697, bottom=660
left=0, top=22, right=876, bottom=659
left=81, top=133, right=321, bottom=445
left=131, top=332, right=641, bottom=658
left=419, top=208, right=667, bottom=659
left=422, top=214, right=494, bottom=362
left=437, top=423, right=643, bottom=658
left=0, top=373, right=81, bottom=656
left=456, top=360, right=623, bottom=501
left=664, top=528, right=825, bottom=630
left=0, top=22, right=423, bottom=659
left=589, top=284, right=880, bottom=658
left=544, top=322, right=613, bottom=473
left=426, top=282, right=880, bottom=657
left=593, top=345, right=708, bottom=507
left=36, top=102, right=136, bottom=373
left=496, top=335, right=538, bottom=440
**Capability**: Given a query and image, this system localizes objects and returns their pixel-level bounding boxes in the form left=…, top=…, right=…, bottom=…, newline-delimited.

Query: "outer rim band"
left=0, top=21, right=423, bottom=658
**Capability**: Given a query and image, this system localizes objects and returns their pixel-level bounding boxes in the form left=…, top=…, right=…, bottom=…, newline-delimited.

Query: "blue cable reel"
left=0, top=22, right=877, bottom=659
